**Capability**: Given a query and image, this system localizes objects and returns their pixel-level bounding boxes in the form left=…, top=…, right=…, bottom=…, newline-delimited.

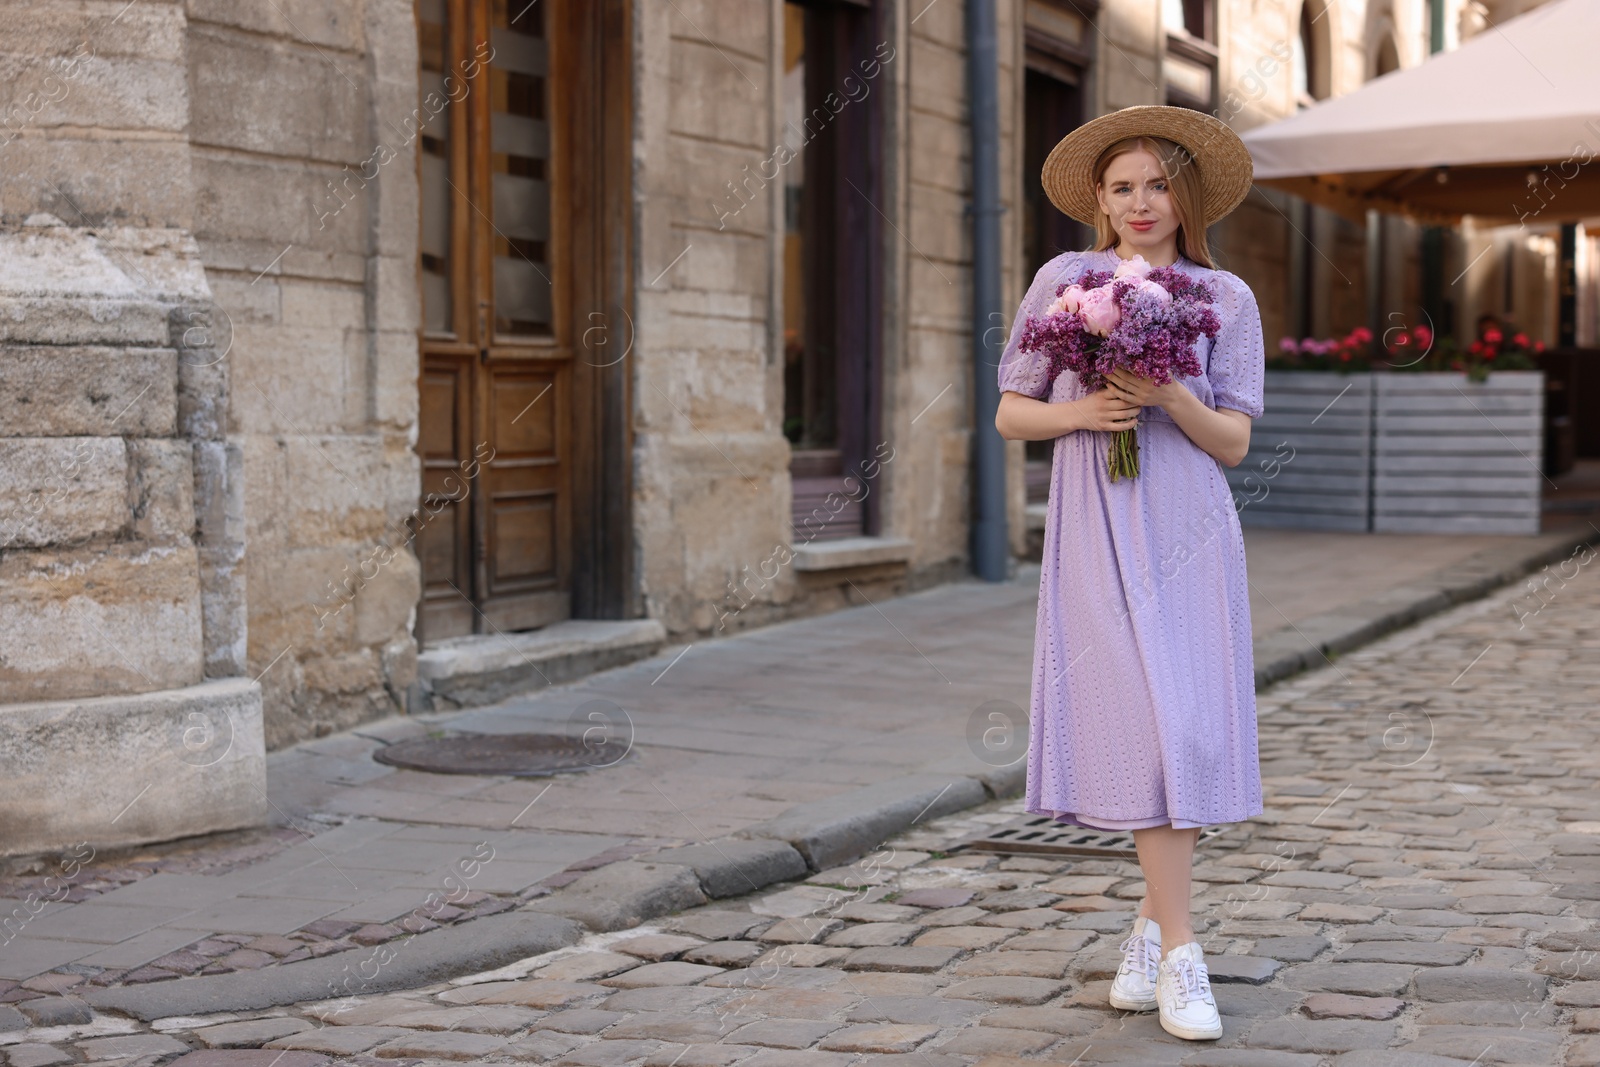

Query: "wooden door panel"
left=489, top=371, right=559, bottom=455
left=492, top=498, right=557, bottom=579
left=418, top=358, right=475, bottom=639
left=479, top=361, right=568, bottom=629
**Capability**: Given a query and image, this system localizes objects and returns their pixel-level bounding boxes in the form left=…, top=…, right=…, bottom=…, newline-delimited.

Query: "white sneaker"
left=1107, top=916, right=1161, bottom=1011
left=1156, top=941, right=1223, bottom=1040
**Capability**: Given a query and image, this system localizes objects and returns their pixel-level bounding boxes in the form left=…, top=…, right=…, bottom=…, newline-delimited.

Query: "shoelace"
left=1117, top=933, right=1160, bottom=981
left=1168, top=956, right=1213, bottom=1007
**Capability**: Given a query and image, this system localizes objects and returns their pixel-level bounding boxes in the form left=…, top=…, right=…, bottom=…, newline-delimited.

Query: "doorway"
left=781, top=0, right=884, bottom=542
left=415, top=0, right=631, bottom=642
left=1022, top=35, right=1089, bottom=504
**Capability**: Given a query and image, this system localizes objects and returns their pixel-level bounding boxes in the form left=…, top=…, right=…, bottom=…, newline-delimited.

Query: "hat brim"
left=1040, top=105, right=1255, bottom=229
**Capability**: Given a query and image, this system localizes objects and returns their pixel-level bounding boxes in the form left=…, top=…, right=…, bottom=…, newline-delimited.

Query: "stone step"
left=412, top=620, right=667, bottom=711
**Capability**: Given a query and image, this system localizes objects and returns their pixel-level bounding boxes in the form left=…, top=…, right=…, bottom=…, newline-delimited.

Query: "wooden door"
left=417, top=0, right=573, bottom=640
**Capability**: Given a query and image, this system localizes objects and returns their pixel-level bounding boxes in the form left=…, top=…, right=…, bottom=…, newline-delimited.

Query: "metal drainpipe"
left=967, top=0, right=1008, bottom=581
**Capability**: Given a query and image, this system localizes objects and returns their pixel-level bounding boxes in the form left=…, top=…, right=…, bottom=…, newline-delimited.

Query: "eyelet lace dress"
left=997, top=246, right=1267, bottom=831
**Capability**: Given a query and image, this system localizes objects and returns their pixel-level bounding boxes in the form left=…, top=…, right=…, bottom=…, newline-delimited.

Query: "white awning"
left=1239, top=0, right=1600, bottom=226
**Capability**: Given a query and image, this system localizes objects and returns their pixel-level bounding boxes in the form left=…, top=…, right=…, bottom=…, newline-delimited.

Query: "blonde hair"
left=1087, top=135, right=1216, bottom=270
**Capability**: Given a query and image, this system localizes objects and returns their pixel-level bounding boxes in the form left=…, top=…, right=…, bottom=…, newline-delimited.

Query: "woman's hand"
left=1106, top=367, right=1253, bottom=466
left=1106, top=367, right=1188, bottom=409
left=1074, top=386, right=1142, bottom=432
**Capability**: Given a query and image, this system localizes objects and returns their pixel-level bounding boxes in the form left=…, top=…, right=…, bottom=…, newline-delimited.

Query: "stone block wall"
left=0, top=0, right=420, bottom=755
left=634, top=0, right=1022, bottom=638
left=182, top=0, right=423, bottom=747
left=884, top=0, right=1025, bottom=581
left=0, top=220, right=265, bottom=856
left=0, top=225, right=217, bottom=702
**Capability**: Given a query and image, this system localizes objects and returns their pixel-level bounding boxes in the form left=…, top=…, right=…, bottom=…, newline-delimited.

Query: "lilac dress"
left=998, top=247, right=1266, bottom=831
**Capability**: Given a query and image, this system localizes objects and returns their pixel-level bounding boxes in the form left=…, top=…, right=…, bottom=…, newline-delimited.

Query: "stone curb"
left=523, top=771, right=1002, bottom=937
left=523, top=859, right=708, bottom=933
left=82, top=911, right=582, bottom=1022
left=646, top=838, right=810, bottom=899
left=737, top=772, right=991, bottom=871
left=1253, top=526, right=1598, bottom=688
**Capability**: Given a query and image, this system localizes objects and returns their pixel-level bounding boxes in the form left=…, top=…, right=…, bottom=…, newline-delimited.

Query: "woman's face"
left=1095, top=148, right=1182, bottom=256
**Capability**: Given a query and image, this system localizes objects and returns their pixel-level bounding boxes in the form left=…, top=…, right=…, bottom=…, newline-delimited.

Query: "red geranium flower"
left=1512, top=332, right=1530, bottom=347
left=1484, top=328, right=1503, bottom=344
left=1469, top=341, right=1484, bottom=354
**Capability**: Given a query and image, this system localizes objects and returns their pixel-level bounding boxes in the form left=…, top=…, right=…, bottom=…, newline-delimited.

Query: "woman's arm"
left=995, top=388, right=1142, bottom=442
left=1104, top=368, right=1252, bottom=466
left=995, top=392, right=1081, bottom=441
left=1162, top=390, right=1252, bottom=467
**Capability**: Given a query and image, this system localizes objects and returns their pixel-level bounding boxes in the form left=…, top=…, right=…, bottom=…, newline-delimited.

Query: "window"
left=1163, top=0, right=1216, bottom=111
left=782, top=0, right=884, bottom=542
left=488, top=1, right=553, bottom=337
left=1162, top=0, right=1210, bottom=39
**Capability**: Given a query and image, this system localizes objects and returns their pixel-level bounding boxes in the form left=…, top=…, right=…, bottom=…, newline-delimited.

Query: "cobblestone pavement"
left=4, top=555, right=1600, bottom=1066
left=2, top=527, right=1586, bottom=997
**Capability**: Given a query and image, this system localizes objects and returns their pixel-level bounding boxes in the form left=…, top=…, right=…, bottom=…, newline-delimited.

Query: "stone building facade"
left=0, top=0, right=1557, bottom=856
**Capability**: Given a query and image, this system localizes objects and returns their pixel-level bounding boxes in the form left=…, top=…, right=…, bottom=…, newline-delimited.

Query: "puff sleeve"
left=998, top=252, right=1078, bottom=399
left=1206, top=272, right=1267, bottom=419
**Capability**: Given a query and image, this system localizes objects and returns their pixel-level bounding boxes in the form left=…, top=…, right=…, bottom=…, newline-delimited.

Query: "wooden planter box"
left=1373, top=371, right=1544, bottom=534
left=1226, top=371, right=1372, bottom=531
left=1224, top=369, right=1545, bottom=534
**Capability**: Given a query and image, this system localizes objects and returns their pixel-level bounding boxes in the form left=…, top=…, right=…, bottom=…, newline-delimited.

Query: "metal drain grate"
left=373, top=732, right=631, bottom=776
left=954, top=814, right=1226, bottom=857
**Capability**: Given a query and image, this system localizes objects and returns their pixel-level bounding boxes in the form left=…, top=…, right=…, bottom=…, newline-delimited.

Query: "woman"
left=994, top=105, right=1266, bottom=1042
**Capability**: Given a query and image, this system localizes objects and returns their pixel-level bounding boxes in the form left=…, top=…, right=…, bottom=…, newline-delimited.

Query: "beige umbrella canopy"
left=1240, top=0, right=1600, bottom=227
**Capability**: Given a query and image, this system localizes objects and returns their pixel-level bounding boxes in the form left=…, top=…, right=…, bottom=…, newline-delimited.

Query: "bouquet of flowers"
left=1018, top=253, right=1221, bottom=480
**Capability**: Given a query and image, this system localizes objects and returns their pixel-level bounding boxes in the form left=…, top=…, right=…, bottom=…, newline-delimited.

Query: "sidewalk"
left=4, top=545, right=1600, bottom=1064
left=0, top=522, right=1593, bottom=1005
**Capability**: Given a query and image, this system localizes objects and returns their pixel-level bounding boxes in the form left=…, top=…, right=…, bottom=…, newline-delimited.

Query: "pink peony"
left=1110, top=254, right=1154, bottom=281
left=1134, top=279, right=1172, bottom=306
left=1046, top=283, right=1088, bottom=316
left=1077, top=285, right=1122, bottom=336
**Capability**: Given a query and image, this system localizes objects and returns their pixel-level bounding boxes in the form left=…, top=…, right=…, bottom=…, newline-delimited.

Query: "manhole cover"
left=373, top=733, right=631, bottom=776
left=954, top=814, right=1225, bottom=857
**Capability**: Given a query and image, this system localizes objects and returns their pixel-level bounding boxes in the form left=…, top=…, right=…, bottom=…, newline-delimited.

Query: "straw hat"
left=1040, top=105, right=1255, bottom=228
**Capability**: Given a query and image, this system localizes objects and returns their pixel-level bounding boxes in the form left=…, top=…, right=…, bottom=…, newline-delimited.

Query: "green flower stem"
left=1107, top=426, right=1140, bottom=481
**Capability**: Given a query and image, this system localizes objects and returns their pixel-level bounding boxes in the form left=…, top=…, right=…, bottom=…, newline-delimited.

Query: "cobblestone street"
left=2, top=551, right=1599, bottom=1066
